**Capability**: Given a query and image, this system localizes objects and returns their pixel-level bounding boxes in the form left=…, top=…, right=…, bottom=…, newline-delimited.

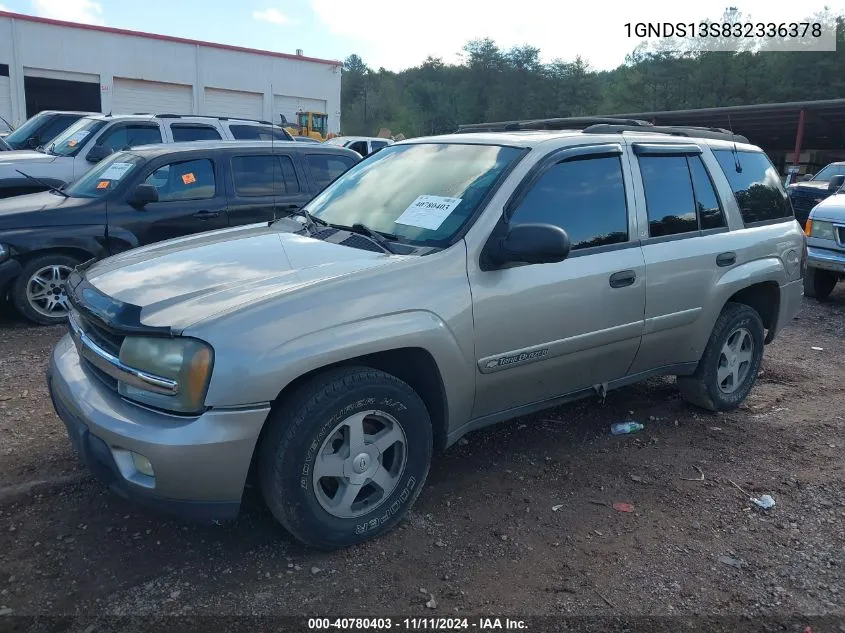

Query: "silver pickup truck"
left=46, top=119, right=806, bottom=549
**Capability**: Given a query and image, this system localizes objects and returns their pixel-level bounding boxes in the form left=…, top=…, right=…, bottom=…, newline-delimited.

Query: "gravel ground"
left=0, top=290, right=843, bottom=626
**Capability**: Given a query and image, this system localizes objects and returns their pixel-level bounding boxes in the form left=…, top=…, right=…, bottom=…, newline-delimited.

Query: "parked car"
left=802, top=192, right=845, bottom=300
left=46, top=122, right=805, bottom=549
left=323, top=135, right=393, bottom=157
left=786, top=161, right=845, bottom=225
left=2, top=110, right=92, bottom=151
left=0, top=140, right=359, bottom=324
left=0, top=113, right=295, bottom=198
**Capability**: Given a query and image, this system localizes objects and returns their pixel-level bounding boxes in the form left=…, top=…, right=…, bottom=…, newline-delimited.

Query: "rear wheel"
left=11, top=253, right=81, bottom=326
left=803, top=267, right=837, bottom=301
left=678, top=302, right=765, bottom=412
left=259, top=366, right=433, bottom=549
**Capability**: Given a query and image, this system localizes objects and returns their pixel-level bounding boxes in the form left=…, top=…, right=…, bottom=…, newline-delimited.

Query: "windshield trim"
left=310, top=142, right=530, bottom=250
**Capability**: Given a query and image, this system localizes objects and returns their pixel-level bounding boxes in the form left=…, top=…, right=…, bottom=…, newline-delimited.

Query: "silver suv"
left=47, top=118, right=806, bottom=549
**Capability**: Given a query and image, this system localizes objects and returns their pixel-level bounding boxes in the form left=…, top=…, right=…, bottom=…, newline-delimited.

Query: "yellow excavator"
left=281, top=112, right=337, bottom=142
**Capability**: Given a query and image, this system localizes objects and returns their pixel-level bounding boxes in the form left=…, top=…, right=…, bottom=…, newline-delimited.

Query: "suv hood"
left=0, top=150, right=59, bottom=165
left=0, top=191, right=98, bottom=229
left=810, top=193, right=845, bottom=221
left=83, top=224, right=400, bottom=330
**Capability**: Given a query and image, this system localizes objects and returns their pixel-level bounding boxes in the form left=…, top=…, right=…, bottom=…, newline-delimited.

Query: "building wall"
left=0, top=14, right=342, bottom=132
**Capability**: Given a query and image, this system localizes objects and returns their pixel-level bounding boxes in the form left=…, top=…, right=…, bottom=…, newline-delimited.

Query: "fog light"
left=131, top=452, right=154, bottom=477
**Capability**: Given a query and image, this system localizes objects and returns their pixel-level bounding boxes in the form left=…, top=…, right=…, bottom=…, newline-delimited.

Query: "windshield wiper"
left=15, top=169, right=69, bottom=198
left=344, top=223, right=398, bottom=254
left=273, top=206, right=327, bottom=233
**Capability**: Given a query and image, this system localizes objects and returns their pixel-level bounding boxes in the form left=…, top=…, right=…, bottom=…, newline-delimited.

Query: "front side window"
left=509, top=155, right=629, bottom=250
left=231, top=155, right=299, bottom=196
left=347, top=141, right=368, bottom=155
left=171, top=124, right=222, bottom=142
left=713, top=149, right=792, bottom=224
left=305, top=154, right=357, bottom=190
left=307, top=143, right=525, bottom=246
left=48, top=118, right=108, bottom=156
left=97, top=124, right=163, bottom=152
left=65, top=152, right=144, bottom=199
left=142, top=158, right=215, bottom=202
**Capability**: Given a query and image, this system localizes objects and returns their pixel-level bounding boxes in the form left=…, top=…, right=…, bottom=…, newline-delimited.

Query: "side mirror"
left=827, top=175, right=845, bottom=192
left=801, top=173, right=814, bottom=182
left=85, top=144, right=112, bottom=163
left=486, top=223, right=571, bottom=267
left=128, top=183, right=159, bottom=207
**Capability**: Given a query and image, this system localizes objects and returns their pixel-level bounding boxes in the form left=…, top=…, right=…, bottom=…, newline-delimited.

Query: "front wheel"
left=678, top=302, right=765, bottom=412
left=803, top=267, right=837, bottom=301
left=11, top=253, right=81, bottom=326
left=259, top=366, right=433, bottom=549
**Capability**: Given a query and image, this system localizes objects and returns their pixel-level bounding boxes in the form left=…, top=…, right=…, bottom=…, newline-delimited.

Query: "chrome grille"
left=790, top=189, right=825, bottom=224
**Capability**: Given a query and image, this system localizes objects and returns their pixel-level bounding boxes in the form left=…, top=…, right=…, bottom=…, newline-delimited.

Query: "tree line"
left=339, top=8, right=845, bottom=138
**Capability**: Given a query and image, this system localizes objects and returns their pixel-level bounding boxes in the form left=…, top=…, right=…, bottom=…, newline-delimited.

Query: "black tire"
left=803, top=267, right=837, bottom=301
left=678, top=302, right=765, bottom=412
left=11, top=253, right=81, bottom=326
left=259, top=366, right=433, bottom=549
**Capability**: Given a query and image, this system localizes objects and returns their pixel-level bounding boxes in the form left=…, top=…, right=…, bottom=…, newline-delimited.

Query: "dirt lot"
left=0, top=291, right=843, bottom=624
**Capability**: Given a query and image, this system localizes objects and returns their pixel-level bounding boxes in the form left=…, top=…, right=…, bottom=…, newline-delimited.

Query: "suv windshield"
left=48, top=117, right=107, bottom=157
left=65, top=151, right=144, bottom=198
left=4, top=112, right=49, bottom=149
left=811, top=164, right=845, bottom=182
left=307, top=143, right=525, bottom=246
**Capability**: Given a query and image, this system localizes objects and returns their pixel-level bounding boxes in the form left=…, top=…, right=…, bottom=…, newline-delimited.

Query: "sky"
left=0, top=0, right=843, bottom=71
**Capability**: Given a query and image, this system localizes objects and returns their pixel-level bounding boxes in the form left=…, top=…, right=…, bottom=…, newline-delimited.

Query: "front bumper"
left=807, top=245, right=845, bottom=275
left=0, top=257, right=22, bottom=293
left=47, top=334, right=270, bottom=521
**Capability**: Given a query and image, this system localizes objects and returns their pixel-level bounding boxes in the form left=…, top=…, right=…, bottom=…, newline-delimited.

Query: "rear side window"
left=143, top=158, right=215, bottom=202
left=229, top=125, right=289, bottom=141
left=231, top=155, right=299, bottom=196
left=509, top=155, right=629, bottom=251
left=98, top=124, right=163, bottom=151
left=305, top=154, right=356, bottom=190
left=639, top=154, right=726, bottom=237
left=171, top=124, right=222, bottom=142
left=713, top=149, right=793, bottom=224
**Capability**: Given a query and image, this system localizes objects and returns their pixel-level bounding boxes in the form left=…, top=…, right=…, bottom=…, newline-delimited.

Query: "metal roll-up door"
left=112, top=78, right=193, bottom=115
left=204, top=88, right=264, bottom=120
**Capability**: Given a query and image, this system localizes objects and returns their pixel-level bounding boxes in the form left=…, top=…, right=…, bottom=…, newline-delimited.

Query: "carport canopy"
left=608, top=98, right=845, bottom=161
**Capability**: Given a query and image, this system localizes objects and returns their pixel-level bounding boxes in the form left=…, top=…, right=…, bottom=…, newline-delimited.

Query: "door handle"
left=193, top=210, right=220, bottom=220
left=716, top=252, right=736, bottom=267
left=609, top=270, right=636, bottom=288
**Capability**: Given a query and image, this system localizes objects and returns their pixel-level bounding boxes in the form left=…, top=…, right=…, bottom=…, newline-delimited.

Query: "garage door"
left=0, top=73, right=12, bottom=129
left=204, top=88, right=263, bottom=120
left=112, top=78, right=193, bottom=116
left=273, top=94, right=328, bottom=126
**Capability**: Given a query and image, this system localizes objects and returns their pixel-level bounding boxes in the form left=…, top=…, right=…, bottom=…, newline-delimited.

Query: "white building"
left=0, top=9, right=342, bottom=133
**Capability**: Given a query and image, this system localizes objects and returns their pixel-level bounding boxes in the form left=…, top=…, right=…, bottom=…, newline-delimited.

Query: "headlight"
left=0, top=243, right=8, bottom=262
left=806, top=219, right=836, bottom=241
left=118, top=336, right=213, bottom=414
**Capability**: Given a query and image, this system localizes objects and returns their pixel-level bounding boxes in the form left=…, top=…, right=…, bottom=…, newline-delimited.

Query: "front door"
left=111, top=156, right=228, bottom=247
left=226, top=152, right=312, bottom=226
left=468, top=145, right=646, bottom=418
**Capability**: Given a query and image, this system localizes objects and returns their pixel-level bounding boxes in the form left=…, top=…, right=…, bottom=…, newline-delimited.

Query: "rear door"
left=226, top=151, right=311, bottom=226
left=627, top=143, right=732, bottom=373
left=109, top=155, right=228, bottom=246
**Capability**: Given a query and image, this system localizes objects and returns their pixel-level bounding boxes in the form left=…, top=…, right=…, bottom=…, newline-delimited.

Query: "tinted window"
left=509, top=155, right=628, bottom=250
left=688, top=156, right=725, bottom=230
left=37, top=115, right=81, bottom=146
left=171, top=124, right=222, bottom=142
left=713, top=150, right=792, bottom=224
left=306, top=154, right=356, bottom=190
left=4, top=112, right=50, bottom=149
left=231, top=155, right=299, bottom=196
left=371, top=141, right=389, bottom=151
left=639, top=156, right=698, bottom=237
left=98, top=124, right=162, bottom=151
left=228, top=125, right=288, bottom=141
left=347, top=141, right=368, bottom=155
left=812, top=164, right=845, bottom=181
left=143, top=159, right=215, bottom=202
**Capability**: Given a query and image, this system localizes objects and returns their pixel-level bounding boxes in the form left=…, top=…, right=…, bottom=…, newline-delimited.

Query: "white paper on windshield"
left=394, top=195, right=462, bottom=231
left=100, top=162, right=134, bottom=180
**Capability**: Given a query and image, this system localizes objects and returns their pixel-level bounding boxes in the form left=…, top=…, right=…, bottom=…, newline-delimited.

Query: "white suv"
left=0, top=113, right=294, bottom=197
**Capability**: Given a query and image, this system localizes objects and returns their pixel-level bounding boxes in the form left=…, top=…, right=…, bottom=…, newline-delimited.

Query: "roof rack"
left=455, top=117, right=749, bottom=143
